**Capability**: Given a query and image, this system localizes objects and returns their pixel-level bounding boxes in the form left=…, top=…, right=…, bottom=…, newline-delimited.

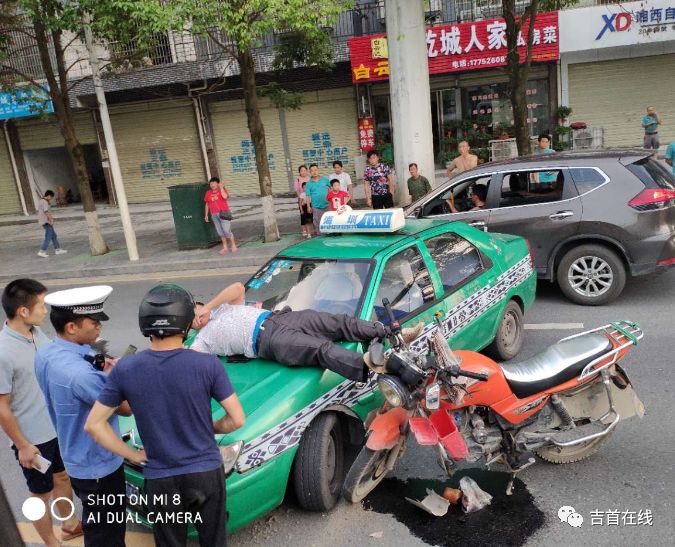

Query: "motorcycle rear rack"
left=557, top=320, right=643, bottom=382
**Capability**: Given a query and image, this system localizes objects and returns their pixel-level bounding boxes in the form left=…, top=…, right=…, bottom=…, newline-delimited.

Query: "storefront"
left=349, top=12, right=560, bottom=166
left=559, top=0, right=675, bottom=147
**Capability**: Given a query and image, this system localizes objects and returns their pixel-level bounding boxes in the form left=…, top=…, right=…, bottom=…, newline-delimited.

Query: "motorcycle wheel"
left=342, top=446, right=393, bottom=503
left=536, top=430, right=614, bottom=464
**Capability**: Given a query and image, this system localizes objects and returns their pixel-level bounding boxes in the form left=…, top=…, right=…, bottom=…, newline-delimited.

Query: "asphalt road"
left=1, top=270, right=674, bottom=547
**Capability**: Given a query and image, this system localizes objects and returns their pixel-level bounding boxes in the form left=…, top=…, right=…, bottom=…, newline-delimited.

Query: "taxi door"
left=361, top=242, right=446, bottom=338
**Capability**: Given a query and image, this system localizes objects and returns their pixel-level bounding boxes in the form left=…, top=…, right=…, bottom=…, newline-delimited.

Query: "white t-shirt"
left=332, top=172, right=352, bottom=193
left=192, top=304, right=266, bottom=357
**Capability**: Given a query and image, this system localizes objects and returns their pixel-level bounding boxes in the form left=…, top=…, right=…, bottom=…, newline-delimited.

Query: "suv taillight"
left=628, top=189, right=675, bottom=211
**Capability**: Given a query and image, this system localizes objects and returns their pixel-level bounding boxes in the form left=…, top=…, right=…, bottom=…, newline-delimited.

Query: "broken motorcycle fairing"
left=343, top=311, right=645, bottom=503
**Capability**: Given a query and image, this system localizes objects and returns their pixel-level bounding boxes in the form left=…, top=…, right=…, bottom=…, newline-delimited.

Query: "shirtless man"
left=446, top=141, right=478, bottom=179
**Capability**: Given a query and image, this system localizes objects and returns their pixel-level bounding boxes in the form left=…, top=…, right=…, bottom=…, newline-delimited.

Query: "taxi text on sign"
left=320, top=208, right=406, bottom=233
left=348, top=11, right=560, bottom=83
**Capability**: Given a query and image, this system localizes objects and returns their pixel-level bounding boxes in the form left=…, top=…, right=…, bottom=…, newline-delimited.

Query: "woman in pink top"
left=204, top=176, right=237, bottom=255
left=294, top=165, right=310, bottom=237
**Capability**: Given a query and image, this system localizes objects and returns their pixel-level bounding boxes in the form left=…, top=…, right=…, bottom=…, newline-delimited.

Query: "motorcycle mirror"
left=426, top=383, right=441, bottom=410
left=369, top=340, right=385, bottom=367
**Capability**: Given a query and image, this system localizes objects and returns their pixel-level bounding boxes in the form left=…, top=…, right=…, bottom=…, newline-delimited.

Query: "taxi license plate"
left=125, top=482, right=140, bottom=504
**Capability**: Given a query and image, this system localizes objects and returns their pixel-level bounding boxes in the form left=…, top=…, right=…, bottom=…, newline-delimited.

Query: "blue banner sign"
left=0, top=87, right=54, bottom=120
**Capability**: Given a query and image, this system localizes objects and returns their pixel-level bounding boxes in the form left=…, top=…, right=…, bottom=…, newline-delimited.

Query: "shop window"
left=425, top=233, right=485, bottom=293
left=499, top=171, right=566, bottom=208
left=447, top=80, right=550, bottom=165
left=372, top=246, right=436, bottom=323
left=372, top=95, right=394, bottom=166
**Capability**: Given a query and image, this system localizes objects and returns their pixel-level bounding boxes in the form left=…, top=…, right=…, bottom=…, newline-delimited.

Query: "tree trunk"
left=238, top=47, right=280, bottom=243
left=33, top=18, right=108, bottom=255
left=503, top=0, right=538, bottom=156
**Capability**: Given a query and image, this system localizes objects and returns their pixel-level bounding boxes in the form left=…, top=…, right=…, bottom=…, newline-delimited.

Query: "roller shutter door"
left=17, top=112, right=97, bottom=150
left=210, top=99, right=285, bottom=196
left=285, top=88, right=358, bottom=180
left=0, top=137, right=22, bottom=215
left=568, top=55, right=675, bottom=147
left=109, top=101, right=205, bottom=203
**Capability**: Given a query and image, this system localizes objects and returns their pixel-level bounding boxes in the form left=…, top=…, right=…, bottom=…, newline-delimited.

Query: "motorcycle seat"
left=500, top=333, right=612, bottom=399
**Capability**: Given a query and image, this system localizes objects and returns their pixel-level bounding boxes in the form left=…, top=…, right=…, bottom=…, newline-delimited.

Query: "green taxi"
left=121, top=217, right=536, bottom=533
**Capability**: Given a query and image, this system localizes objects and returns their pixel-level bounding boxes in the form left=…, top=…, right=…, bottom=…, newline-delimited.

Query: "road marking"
left=525, top=323, right=584, bottom=330
left=3, top=267, right=259, bottom=288
left=17, top=522, right=154, bottom=546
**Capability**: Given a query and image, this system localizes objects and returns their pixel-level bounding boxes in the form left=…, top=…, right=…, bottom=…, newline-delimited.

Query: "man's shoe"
left=37, top=250, right=48, bottom=258
left=55, top=248, right=68, bottom=255
left=363, top=351, right=387, bottom=374
left=401, top=322, right=425, bottom=344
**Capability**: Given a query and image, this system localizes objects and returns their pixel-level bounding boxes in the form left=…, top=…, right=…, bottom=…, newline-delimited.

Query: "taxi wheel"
left=293, top=412, right=345, bottom=512
left=486, top=300, right=524, bottom=361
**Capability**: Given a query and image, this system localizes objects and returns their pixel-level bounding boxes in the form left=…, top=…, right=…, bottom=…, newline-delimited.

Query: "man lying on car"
left=190, top=282, right=423, bottom=381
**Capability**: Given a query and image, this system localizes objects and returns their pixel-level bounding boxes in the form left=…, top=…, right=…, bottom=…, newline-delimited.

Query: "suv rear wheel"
left=557, top=244, right=626, bottom=305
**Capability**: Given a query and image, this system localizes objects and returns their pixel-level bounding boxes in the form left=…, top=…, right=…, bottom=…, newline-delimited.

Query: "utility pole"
left=82, top=14, right=139, bottom=261
left=386, top=0, right=435, bottom=202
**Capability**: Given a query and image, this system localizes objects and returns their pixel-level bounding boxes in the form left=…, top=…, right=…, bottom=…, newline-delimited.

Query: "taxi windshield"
left=245, top=258, right=371, bottom=317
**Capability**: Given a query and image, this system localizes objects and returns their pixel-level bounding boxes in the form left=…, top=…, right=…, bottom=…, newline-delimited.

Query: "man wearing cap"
left=35, top=285, right=145, bottom=547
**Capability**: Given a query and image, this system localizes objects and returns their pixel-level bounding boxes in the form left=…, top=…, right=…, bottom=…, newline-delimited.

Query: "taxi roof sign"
left=319, top=207, right=405, bottom=234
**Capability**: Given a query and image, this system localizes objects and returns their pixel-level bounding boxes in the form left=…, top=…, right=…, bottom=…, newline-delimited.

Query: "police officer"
left=86, top=284, right=244, bottom=547
left=35, top=286, right=145, bottom=547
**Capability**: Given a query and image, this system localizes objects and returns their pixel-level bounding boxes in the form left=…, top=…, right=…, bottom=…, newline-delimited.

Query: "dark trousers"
left=371, top=193, right=394, bottom=209
left=69, top=465, right=126, bottom=547
left=257, top=309, right=386, bottom=381
left=145, top=466, right=227, bottom=547
left=40, top=223, right=61, bottom=251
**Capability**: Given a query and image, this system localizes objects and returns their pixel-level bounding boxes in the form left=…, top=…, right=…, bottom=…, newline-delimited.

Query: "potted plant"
left=556, top=106, right=572, bottom=125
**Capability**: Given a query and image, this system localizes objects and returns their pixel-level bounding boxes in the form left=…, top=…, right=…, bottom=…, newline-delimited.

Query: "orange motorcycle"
left=343, top=307, right=645, bottom=502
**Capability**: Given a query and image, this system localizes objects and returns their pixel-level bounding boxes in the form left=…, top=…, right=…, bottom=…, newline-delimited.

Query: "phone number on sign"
left=451, top=56, right=507, bottom=69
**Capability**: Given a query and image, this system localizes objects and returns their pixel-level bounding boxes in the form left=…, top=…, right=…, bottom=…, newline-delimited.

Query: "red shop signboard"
left=358, top=117, right=375, bottom=151
left=348, top=12, right=559, bottom=83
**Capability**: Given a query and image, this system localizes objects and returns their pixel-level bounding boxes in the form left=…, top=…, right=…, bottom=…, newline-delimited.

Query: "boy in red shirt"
left=327, top=179, right=350, bottom=211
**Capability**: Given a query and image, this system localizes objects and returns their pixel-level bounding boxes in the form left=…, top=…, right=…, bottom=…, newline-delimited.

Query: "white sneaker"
left=55, top=249, right=68, bottom=255
left=37, top=250, right=49, bottom=258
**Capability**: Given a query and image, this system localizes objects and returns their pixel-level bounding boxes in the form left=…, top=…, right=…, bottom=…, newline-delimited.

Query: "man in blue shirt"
left=642, top=106, right=661, bottom=150
left=533, top=133, right=557, bottom=186
left=35, top=285, right=139, bottom=547
left=305, top=163, right=330, bottom=233
left=86, top=284, right=245, bottom=547
left=665, top=141, right=675, bottom=175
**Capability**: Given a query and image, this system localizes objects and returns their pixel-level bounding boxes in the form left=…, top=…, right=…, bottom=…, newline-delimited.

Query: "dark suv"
left=406, top=150, right=675, bottom=305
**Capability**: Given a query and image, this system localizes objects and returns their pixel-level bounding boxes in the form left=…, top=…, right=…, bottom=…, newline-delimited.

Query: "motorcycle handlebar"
left=381, top=298, right=401, bottom=334
left=457, top=369, right=489, bottom=382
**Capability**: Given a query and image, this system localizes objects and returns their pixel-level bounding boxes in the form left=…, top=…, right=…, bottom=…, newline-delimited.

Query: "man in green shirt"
left=406, top=163, right=432, bottom=203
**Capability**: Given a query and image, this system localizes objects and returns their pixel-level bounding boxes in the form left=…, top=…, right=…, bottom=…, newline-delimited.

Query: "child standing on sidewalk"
left=204, top=177, right=237, bottom=255
left=299, top=182, right=314, bottom=238
left=327, top=179, right=350, bottom=211
left=37, top=190, right=67, bottom=258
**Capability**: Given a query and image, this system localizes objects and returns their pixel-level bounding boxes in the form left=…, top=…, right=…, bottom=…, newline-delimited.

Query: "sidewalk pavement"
left=0, top=196, right=305, bottom=284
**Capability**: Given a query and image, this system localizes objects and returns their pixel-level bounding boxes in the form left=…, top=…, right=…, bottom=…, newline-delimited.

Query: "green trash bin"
left=168, top=183, right=220, bottom=250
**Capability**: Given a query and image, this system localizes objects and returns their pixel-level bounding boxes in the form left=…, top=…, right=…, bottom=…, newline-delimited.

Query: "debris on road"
left=441, top=487, right=462, bottom=504
left=460, top=476, right=492, bottom=513
left=405, top=489, right=451, bottom=516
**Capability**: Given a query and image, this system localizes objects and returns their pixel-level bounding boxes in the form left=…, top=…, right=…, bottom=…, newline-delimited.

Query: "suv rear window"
left=626, top=158, right=675, bottom=190
left=568, top=168, right=608, bottom=194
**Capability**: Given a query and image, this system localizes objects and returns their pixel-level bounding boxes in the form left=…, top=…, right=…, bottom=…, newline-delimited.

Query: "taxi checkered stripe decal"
left=235, top=256, right=533, bottom=473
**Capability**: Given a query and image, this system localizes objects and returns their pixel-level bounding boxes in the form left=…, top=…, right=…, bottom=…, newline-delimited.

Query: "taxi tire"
left=293, top=412, right=345, bottom=512
left=486, top=300, right=524, bottom=361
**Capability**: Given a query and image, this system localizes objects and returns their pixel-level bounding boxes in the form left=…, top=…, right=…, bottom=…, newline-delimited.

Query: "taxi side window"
left=372, top=246, right=435, bottom=324
left=425, top=233, right=484, bottom=293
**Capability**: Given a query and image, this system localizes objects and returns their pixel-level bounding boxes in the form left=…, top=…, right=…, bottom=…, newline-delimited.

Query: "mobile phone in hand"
left=121, top=345, right=137, bottom=357
left=32, top=454, right=52, bottom=474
